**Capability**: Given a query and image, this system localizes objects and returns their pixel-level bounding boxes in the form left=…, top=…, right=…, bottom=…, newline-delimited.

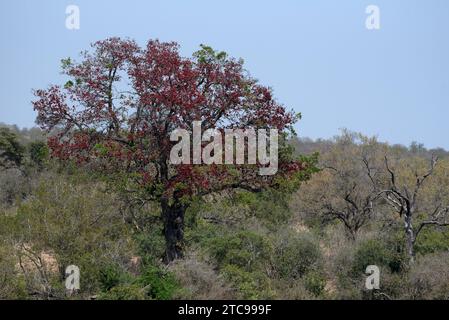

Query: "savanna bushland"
left=1, top=38, right=448, bottom=300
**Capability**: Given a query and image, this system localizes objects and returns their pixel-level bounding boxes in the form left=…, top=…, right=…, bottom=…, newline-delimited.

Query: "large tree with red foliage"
left=33, top=38, right=313, bottom=262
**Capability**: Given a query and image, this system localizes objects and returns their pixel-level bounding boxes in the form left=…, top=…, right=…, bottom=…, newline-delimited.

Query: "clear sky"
left=1, top=0, right=448, bottom=149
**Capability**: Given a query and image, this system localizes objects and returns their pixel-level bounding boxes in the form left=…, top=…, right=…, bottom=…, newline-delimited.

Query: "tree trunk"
left=404, top=214, right=415, bottom=263
left=161, top=197, right=186, bottom=263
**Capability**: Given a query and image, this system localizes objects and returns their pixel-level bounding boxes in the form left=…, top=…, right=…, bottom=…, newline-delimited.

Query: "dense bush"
left=169, top=254, right=234, bottom=299
left=137, top=265, right=181, bottom=300
left=407, top=252, right=449, bottom=299
left=1, top=127, right=449, bottom=300
left=351, top=238, right=405, bottom=277
left=207, top=231, right=272, bottom=272
left=3, top=174, right=136, bottom=297
left=273, top=231, right=322, bottom=280
left=98, top=284, right=146, bottom=300
left=97, top=262, right=181, bottom=300
left=28, top=141, right=49, bottom=168
left=222, top=264, right=274, bottom=299
left=415, top=229, right=449, bottom=255
left=98, top=264, right=131, bottom=292
left=303, top=271, right=327, bottom=297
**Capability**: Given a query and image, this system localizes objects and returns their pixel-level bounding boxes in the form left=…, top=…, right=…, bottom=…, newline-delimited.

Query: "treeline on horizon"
left=2, top=121, right=448, bottom=157
left=1, top=122, right=449, bottom=300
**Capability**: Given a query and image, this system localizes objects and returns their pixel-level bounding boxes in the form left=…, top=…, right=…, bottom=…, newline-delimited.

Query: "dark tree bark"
left=161, top=196, right=187, bottom=263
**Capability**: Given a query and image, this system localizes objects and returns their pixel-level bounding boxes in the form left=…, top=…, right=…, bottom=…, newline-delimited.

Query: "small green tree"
left=0, top=128, right=24, bottom=169
left=28, top=141, right=49, bottom=168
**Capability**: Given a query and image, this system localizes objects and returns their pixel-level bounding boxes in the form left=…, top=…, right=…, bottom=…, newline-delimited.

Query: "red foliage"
left=32, top=38, right=302, bottom=199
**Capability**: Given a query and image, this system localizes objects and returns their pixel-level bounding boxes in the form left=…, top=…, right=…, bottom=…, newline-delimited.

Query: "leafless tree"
left=321, top=166, right=377, bottom=241
left=365, top=155, right=449, bottom=262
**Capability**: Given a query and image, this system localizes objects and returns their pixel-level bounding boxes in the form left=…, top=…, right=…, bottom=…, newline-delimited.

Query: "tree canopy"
left=32, top=38, right=310, bottom=261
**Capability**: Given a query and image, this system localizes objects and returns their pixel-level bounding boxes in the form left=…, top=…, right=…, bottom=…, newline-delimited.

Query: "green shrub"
left=273, top=232, right=322, bottom=280
left=415, top=229, right=449, bottom=255
left=99, top=264, right=130, bottom=292
left=99, top=284, right=146, bottom=300
left=0, top=127, right=24, bottom=168
left=28, top=141, right=49, bottom=168
left=303, top=271, right=327, bottom=297
left=204, top=231, right=274, bottom=299
left=137, top=265, right=180, bottom=300
left=222, top=264, right=273, bottom=299
left=237, top=190, right=292, bottom=229
left=351, top=239, right=405, bottom=277
left=207, top=231, right=272, bottom=272
left=97, top=262, right=180, bottom=300
left=11, top=175, right=136, bottom=296
left=135, top=227, right=165, bottom=263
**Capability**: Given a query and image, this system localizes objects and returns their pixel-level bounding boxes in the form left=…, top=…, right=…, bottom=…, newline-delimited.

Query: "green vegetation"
left=1, top=124, right=449, bottom=300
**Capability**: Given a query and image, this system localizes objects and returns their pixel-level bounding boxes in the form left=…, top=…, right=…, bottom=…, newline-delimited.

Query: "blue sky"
left=1, top=0, right=448, bottom=149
